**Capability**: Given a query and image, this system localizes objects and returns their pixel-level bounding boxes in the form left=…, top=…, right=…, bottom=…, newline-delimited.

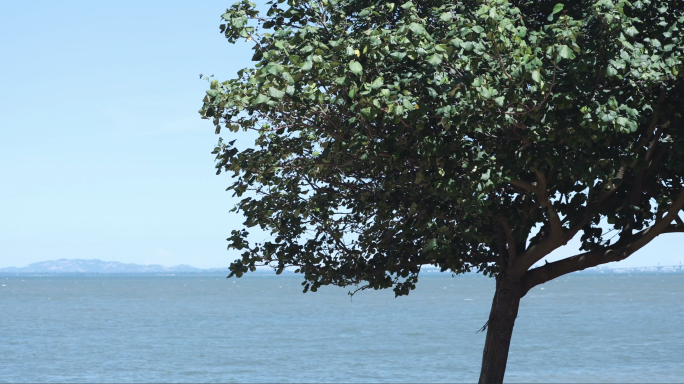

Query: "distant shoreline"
left=2, top=258, right=682, bottom=277
left=2, top=267, right=683, bottom=277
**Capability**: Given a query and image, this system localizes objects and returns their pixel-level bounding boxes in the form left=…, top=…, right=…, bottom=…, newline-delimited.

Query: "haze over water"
left=2, top=274, right=683, bottom=383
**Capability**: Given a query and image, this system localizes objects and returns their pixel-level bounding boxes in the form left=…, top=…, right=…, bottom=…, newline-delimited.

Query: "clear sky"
left=1, top=0, right=682, bottom=270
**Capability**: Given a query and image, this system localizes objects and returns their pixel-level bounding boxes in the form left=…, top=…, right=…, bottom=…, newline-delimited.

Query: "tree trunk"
left=478, top=275, right=523, bottom=384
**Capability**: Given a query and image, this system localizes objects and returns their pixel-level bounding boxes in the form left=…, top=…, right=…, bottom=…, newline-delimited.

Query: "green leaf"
left=552, top=4, right=564, bottom=14
left=481, top=169, right=491, bottom=181
left=231, top=17, right=246, bottom=29
left=606, top=66, right=618, bottom=77
left=516, top=27, right=527, bottom=38
left=254, top=94, right=270, bottom=104
left=300, top=61, right=313, bottom=71
left=427, top=54, right=443, bottom=66
left=531, top=70, right=541, bottom=83
left=494, top=96, right=505, bottom=107
left=440, top=12, right=453, bottom=22
left=268, top=87, right=285, bottom=99
left=479, top=87, right=492, bottom=99
left=266, top=63, right=284, bottom=75
left=558, top=45, right=575, bottom=59
left=206, top=90, right=219, bottom=98
left=408, top=23, right=426, bottom=36
left=424, top=238, right=437, bottom=251
left=511, top=66, right=523, bottom=78
left=282, top=72, right=295, bottom=84
left=360, top=107, right=376, bottom=118
left=390, top=51, right=406, bottom=60
left=349, top=61, right=363, bottom=75
left=600, top=111, right=616, bottom=122
left=624, top=26, right=639, bottom=37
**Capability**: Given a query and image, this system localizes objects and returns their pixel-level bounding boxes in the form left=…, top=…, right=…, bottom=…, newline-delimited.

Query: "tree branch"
left=509, top=172, right=568, bottom=275
left=488, top=40, right=513, bottom=89
left=499, top=217, right=517, bottom=268
left=534, top=170, right=563, bottom=241
left=662, top=223, right=684, bottom=233
left=522, top=187, right=684, bottom=295
left=510, top=179, right=538, bottom=194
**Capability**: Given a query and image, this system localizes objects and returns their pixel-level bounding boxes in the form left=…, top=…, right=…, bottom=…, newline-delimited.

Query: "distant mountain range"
left=0, top=259, right=231, bottom=275
left=1, top=259, right=682, bottom=275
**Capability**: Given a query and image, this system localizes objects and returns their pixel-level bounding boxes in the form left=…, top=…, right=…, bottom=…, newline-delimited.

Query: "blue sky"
left=1, top=0, right=682, bottom=269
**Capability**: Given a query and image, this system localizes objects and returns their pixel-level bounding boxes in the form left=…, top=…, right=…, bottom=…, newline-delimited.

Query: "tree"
left=200, top=0, right=684, bottom=382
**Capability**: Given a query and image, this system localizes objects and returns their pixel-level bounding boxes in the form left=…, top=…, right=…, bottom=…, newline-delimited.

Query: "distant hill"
left=1, top=259, right=681, bottom=276
left=0, top=259, right=231, bottom=275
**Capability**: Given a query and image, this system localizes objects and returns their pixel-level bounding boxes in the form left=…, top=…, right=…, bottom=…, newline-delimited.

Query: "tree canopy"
left=202, top=0, right=683, bottom=293
left=201, top=0, right=683, bottom=381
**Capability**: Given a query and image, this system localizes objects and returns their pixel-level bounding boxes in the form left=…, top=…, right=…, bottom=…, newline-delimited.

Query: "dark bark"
left=478, top=274, right=523, bottom=384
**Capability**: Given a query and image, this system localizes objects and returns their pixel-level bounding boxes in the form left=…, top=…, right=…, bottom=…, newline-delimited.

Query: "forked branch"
left=508, top=172, right=567, bottom=274
left=522, top=187, right=684, bottom=296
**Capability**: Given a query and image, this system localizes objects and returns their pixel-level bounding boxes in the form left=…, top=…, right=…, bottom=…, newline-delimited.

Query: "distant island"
left=0, top=259, right=682, bottom=276
left=0, top=259, right=232, bottom=275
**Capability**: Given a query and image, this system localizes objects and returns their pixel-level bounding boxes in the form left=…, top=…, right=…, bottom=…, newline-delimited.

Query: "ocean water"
left=1, top=273, right=683, bottom=383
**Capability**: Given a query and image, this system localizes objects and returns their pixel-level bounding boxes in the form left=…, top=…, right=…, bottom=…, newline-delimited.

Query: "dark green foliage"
left=201, top=0, right=684, bottom=296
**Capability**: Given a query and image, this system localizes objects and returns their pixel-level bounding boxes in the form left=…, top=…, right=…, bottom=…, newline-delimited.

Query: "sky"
left=1, top=1, right=683, bottom=270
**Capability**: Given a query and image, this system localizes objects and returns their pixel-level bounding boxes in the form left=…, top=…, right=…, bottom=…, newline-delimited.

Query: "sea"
left=1, top=273, right=683, bottom=383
